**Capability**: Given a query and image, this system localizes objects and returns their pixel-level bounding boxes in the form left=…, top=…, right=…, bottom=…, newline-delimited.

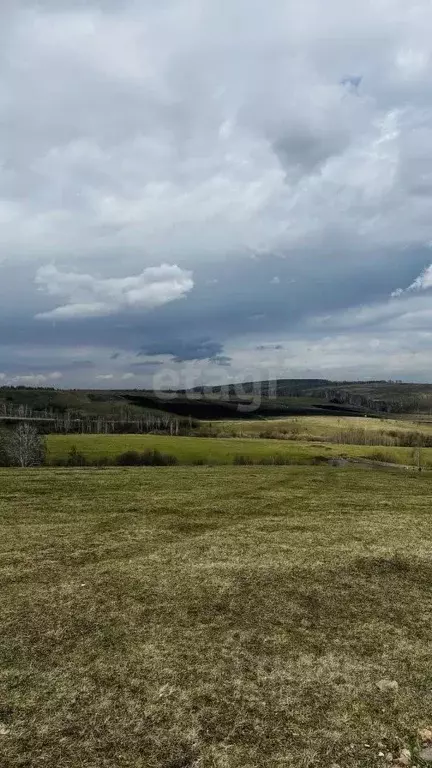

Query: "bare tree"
left=6, top=424, right=46, bottom=467
left=0, top=429, right=10, bottom=466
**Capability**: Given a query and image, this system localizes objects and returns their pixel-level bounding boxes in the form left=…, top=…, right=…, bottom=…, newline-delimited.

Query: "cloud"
left=3, top=0, right=432, bottom=272
left=35, top=263, right=194, bottom=319
left=212, top=355, right=232, bottom=367
left=392, top=263, right=432, bottom=296
left=130, top=361, right=164, bottom=369
left=4, top=1, right=432, bottom=382
left=341, top=75, right=363, bottom=92
left=256, top=344, right=284, bottom=351
left=95, top=373, right=114, bottom=380
left=5, top=372, right=63, bottom=385
left=139, top=338, right=225, bottom=362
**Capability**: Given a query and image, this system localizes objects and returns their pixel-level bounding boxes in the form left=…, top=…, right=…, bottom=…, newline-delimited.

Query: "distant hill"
left=190, top=379, right=432, bottom=415
left=3, top=379, right=432, bottom=425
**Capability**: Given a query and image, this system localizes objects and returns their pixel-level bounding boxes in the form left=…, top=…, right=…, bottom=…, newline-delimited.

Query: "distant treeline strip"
left=0, top=397, right=369, bottom=431
left=0, top=412, right=198, bottom=435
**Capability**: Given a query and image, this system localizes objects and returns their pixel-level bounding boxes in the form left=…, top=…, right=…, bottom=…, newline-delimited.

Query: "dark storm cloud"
left=139, top=338, right=224, bottom=363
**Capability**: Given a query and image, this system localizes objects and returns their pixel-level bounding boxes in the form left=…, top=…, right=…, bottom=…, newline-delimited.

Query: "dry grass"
left=1, top=466, right=432, bottom=767
left=205, top=414, right=432, bottom=438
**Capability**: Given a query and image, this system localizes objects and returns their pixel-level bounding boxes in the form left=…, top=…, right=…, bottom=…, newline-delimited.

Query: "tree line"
left=0, top=403, right=198, bottom=435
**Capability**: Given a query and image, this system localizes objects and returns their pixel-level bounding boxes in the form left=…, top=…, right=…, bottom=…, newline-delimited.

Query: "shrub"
left=273, top=454, right=292, bottom=465
left=115, top=449, right=179, bottom=466
left=50, top=456, right=67, bottom=467
left=257, top=455, right=292, bottom=465
left=402, top=431, right=432, bottom=447
left=366, top=450, right=395, bottom=463
left=93, top=456, right=113, bottom=467
left=198, top=427, right=219, bottom=438
left=66, top=445, right=88, bottom=467
left=387, top=429, right=400, bottom=439
left=311, top=454, right=330, bottom=465
left=116, top=450, right=142, bottom=466
left=140, top=449, right=178, bottom=466
left=233, top=454, right=254, bottom=465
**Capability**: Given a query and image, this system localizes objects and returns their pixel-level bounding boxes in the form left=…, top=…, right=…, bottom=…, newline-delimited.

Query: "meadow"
left=46, top=432, right=431, bottom=467
left=201, top=414, right=432, bottom=440
left=0, top=465, right=431, bottom=767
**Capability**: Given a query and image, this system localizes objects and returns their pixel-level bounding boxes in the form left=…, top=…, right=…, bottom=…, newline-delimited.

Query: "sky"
left=2, top=0, right=432, bottom=388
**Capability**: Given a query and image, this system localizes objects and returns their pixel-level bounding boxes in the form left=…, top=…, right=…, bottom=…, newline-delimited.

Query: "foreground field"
left=1, top=466, right=432, bottom=767
left=47, top=432, right=432, bottom=466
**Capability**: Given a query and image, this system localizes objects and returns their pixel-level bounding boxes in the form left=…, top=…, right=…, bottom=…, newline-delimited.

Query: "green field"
left=1, top=466, right=432, bottom=767
left=203, top=414, right=432, bottom=439
left=46, top=432, right=430, bottom=466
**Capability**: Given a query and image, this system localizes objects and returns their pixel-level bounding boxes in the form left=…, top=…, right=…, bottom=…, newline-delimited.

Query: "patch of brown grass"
left=0, top=466, right=431, bottom=767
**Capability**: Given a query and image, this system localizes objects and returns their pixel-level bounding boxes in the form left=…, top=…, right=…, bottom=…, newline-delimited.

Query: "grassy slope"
left=46, top=432, right=428, bottom=465
left=205, top=414, right=432, bottom=438
left=1, top=466, right=432, bottom=767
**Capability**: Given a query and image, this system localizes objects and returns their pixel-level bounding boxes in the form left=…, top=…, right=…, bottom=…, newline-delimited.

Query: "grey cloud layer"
left=2, top=1, right=432, bottom=383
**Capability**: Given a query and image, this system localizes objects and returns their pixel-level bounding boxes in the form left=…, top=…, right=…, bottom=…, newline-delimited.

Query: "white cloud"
left=95, top=374, right=114, bottom=380
left=35, top=263, right=194, bottom=320
left=3, top=0, right=432, bottom=271
left=214, top=328, right=432, bottom=383
left=6, top=372, right=63, bottom=385
left=392, top=263, right=432, bottom=296
left=121, top=372, right=135, bottom=380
